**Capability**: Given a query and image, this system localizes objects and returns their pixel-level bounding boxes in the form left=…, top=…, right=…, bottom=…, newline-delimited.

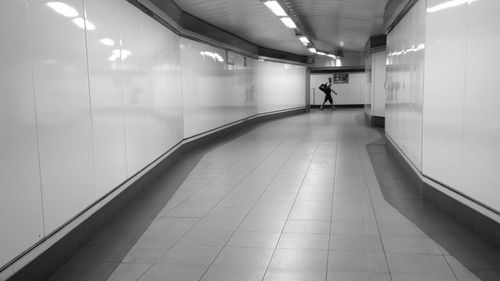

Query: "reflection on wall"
left=385, top=0, right=426, bottom=170
left=181, top=40, right=257, bottom=137
left=0, top=0, right=306, bottom=270
left=310, top=73, right=367, bottom=106
left=423, top=0, right=500, bottom=212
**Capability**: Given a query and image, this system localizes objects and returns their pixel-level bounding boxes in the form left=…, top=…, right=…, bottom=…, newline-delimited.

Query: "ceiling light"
left=427, top=0, right=468, bottom=13
left=99, top=38, right=114, bottom=46
left=263, top=1, right=287, bottom=17
left=308, top=48, right=317, bottom=53
left=46, top=2, right=79, bottom=18
left=316, top=51, right=326, bottom=55
left=299, top=36, right=310, bottom=45
left=280, top=17, right=296, bottom=29
left=72, top=17, right=96, bottom=30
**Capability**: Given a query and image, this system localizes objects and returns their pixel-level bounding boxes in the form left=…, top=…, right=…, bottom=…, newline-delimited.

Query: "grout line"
left=260, top=116, right=326, bottom=281
left=192, top=120, right=304, bottom=281
left=325, top=117, right=339, bottom=281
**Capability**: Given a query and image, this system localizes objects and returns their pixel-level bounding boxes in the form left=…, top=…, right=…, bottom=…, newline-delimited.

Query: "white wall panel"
left=31, top=0, right=96, bottom=233
left=0, top=0, right=45, bottom=267
left=310, top=73, right=366, bottom=106
left=331, top=73, right=367, bottom=105
left=0, top=0, right=306, bottom=270
left=181, top=39, right=258, bottom=138
left=371, top=52, right=386, bottom=117
left=385, top=0, right=425, bottom=170
left=85, top=0, right=127, bottom=196
left=120, top=3, right=183, bottom=175
left=462, top=0, right=500, bottom=212
left=422, top=0, right=467, bottom=190
left=257, top=61, right=305, bottom=113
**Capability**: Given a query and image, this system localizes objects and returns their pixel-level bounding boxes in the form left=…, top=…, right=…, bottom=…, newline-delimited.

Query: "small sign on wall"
left=333, top=73, right=349, bottom=84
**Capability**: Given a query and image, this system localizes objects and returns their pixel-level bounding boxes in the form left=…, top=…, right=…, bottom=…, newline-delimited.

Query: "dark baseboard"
left=7, top=107, right=306, bottom=281
left=384, top=135, right=500, bottom=248
left=310, top=104, right=364, bottom=109
left=364, top=112, right=385, bottom=128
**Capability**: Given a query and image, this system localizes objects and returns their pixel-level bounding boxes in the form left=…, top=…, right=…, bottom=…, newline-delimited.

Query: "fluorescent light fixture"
left=327, top=54, right=337, bottom=59
left=280, top=17, right=296, bottom=28
left=46, top=2, right=79, bottom=18
left=200, top=51, right=224, bottom=62
left=263, top=1, right=287, bottom=17
left=108, top=49, right=120, bottom=61
left=316, top=51, right=326, bottom=55
left=299, top=36, right=310, bottom=45
left=99, top=38, right=114, bottom=46
left=121, top=50, right=131, bottom=60
left=308, top=48, right=317, bottom=53
left=72, top=17, right=96, bottom=30
left=427, top=0, right=473, bottom=13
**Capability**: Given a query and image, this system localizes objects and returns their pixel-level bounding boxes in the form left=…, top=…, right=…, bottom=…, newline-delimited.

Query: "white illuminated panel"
left=422, top=0, right=467, bottom=190
left=31, top=0, right=96, bottom=233
left=385, top=0, right=425, bottom=170
left=84, top=0, right=128, bottom=197
left=462, top=0, right=500, bottom=212
left=257, top=60, right=305, bottom=113
left=181, top=38, right=257, bottom=138
left=0, top=0, right=45, bottom=268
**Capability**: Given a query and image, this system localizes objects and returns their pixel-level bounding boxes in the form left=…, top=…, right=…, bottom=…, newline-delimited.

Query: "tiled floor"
left=47, top=109, right=499, bottom=281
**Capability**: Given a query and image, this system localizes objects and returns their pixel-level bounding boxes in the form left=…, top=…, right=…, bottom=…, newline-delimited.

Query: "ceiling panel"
left=172, top=0, right=389, bottom=56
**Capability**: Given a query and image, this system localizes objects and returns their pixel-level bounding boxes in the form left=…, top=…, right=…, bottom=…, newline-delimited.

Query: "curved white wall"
left=422, top=0, right=500, bottom=212
left=388, top=0, right=500, bottom=213
left=385, top=0, right=426, bottom=170
left=0, top=0, right=306, bottom=270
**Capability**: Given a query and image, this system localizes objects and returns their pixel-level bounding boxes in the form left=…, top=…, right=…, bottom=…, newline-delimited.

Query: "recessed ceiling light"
left=263, top=1, right=287, bottom=17
left=299, top=36, right=310, bottom=45
left=280, top=17, right=296, bottom=29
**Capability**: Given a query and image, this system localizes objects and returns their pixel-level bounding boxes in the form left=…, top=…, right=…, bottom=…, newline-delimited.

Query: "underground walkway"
left=47, top=109, right=499, bottom=281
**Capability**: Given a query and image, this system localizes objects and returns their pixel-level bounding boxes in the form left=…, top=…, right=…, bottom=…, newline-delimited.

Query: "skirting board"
left=384, top=134, right=500, bottom=248
left=364, top=111, right=385, bottom=128
left=3, top=107, right=307, bottom=281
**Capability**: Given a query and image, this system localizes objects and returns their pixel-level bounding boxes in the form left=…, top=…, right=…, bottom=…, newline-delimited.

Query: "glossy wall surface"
left=256, top=61, right=306, bottom=113
left=181, top=39, right=257, bottom=137
left=0, top=0, right=45, bottom=267
left=423, top=0, right=500, bottom=212
left=310, top=73, right=367, bottom=106
left=385, top=0, right=426, bottom=170
left=371, top=52, right=387, bottom=117
left=0, top=0, right=306, bottom=270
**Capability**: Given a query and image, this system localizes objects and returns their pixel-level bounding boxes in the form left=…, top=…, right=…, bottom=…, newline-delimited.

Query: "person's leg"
left=320, top=96, right=327, bottom=110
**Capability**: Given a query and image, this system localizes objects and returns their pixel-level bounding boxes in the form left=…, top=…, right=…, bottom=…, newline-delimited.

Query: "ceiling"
left=172, top=0, right=389, bottom=56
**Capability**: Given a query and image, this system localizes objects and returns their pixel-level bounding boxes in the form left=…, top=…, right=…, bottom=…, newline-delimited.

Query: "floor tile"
left=178, top=230, right=233, bottom=246
left=213, top=247, right=274, bottom=267
left=263, top=267, right=327, bottom=281
left=328, top=251, right=389, bottom=273
left=283, top=220, right=331, bottom=234
left=200, top=265, right=267, bottom=281
left=228, top=231, right=281, bottom=248
left=137, top=263, right=208, bottom=281
left=159, top=245, right=222, bottom=265
left=386, top=253, right=455, bottom=276
left=327, top=270, right=391, bottom=281
left=107, top=263, right=152, bottom=281
left=269, top=249, right=328, bottom=269
left=277, top=233, right=330, bottom=249
left=330, top=234, right=384, bottom=252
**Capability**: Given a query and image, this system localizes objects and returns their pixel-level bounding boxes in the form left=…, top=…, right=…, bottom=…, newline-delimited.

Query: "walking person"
left=319, top=77, right=338, bottom=110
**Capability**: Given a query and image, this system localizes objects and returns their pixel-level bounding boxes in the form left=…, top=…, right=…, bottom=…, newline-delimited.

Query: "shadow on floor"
left=43, top=122, right=266, bottom=281
left=366, top=138, right=500, bottom=281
